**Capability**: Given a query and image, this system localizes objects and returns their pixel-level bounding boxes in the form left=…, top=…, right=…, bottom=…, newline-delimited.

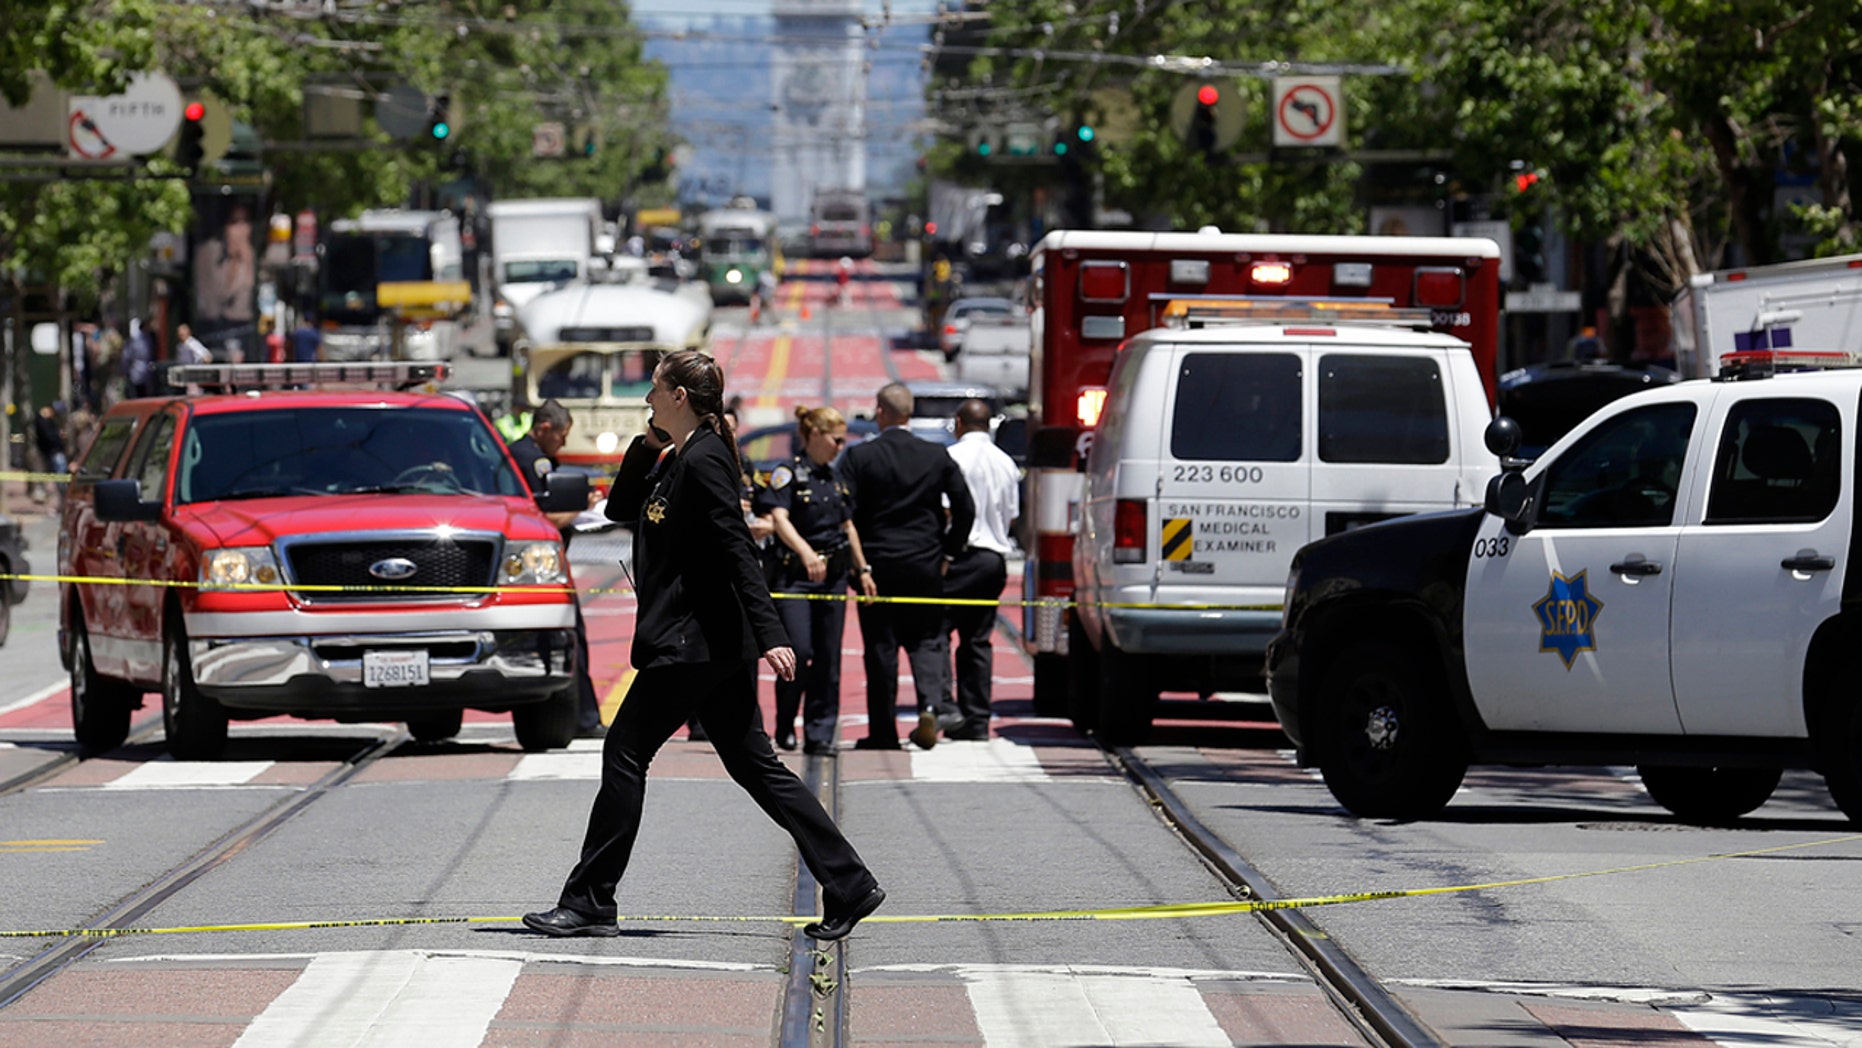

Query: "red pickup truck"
left=58, top=363, right=590, bottom=760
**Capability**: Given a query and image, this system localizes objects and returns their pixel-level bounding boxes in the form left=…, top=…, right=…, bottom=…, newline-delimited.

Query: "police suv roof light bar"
left=1155, top=295, right=1436, bottom=330
left=1715, top=349, right=1862, bottom=381
left=168, top=362, right=451, bottom=392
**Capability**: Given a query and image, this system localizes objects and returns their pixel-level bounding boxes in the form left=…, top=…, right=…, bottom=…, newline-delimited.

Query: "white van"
left=1069, top=300, right=1496, bottom=743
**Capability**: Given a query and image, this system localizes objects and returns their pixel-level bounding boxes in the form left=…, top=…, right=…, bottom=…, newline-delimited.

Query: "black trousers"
left=573, top=597, right=601, bottom=732
left=855, top=560, right=951, bottom=743
left=944, top=548, right=1008, bottom=730
left=556, top=659, right=877, bottom=918
left=773, top=576, right=850, bottom=748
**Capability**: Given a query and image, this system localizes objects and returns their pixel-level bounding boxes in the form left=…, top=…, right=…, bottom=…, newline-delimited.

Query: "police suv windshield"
left=175, top=406, right=529, bottom=504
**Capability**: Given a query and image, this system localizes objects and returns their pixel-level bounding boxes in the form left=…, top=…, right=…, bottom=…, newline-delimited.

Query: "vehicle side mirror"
left=536, top=471, right=590, bottom=514
left=1484, top=416, right=1523, bottom=459
left=1484, top=472, right=1534, bottom=533
left=94, top=478, right=161, bottom=522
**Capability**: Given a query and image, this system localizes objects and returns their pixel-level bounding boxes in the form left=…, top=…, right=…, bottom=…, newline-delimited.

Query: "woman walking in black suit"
left=523, top=349, right=884, bottom=941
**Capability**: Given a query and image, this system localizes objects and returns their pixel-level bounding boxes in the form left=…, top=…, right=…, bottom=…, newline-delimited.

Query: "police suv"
left=1267, top=350, right=1862, bottom=824
left=1071, top=298, right=1497, bottom=744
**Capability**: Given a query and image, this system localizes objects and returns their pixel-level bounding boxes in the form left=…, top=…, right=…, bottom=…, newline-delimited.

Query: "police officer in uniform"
left=507, top=399, right=604, bottom=738
left=758, top=405, right=876, bottom=755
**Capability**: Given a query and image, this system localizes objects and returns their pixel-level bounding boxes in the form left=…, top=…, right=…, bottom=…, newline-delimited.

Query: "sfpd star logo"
left=1532, top=570, right=1603, bottom=669
left=645, top=497, right=668, bottom=525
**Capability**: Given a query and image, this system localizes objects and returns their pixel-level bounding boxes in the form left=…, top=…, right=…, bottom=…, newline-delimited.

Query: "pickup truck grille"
left=285, top=539, right=498, bottom=602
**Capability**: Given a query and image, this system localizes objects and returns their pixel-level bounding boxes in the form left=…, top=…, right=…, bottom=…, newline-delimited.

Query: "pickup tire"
left=514, top=685, right=577, bottom=752
left=163, top=625, right=229, bottom=760
left=1096, top=640, right=1157, bottom=747
left=408, top=711, right=465, bottom=743
left=1637, top=765, right=1780, bottom=823
left=68, top=614, right=136, bottom=755
left=1066, top=613, right=1100, bottom=733
left=1316, top=640, right=1467, bottom=820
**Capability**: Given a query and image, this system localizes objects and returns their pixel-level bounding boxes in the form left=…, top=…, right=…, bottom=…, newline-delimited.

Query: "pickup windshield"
left=175, top=406, right=528, bottom=504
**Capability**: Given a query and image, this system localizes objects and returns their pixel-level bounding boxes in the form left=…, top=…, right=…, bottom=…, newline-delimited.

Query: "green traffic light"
left=978, top=142, right=992, bottom=156
left=431, top=122, right=451, bottom=141
left=1054, top=141, right=1069, bottom=156
left=1077, top=125, right=1095, bottom=142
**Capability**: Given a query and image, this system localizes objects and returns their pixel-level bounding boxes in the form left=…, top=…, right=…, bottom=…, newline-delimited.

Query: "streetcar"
left=516, top=283, right=712, bottom=468
left=696, top=200, right=783, bottom=305
left=808, top=188, right=872, bottom=258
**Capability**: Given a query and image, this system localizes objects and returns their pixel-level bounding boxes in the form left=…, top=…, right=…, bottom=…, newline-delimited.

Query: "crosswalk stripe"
left=231, top=951, right=522, bottom=1048
left=965, top=969, right=1230, bottom=1047
left=106, top=759, right=275, bottom=789
left=910, top=738, right=1053, bottom=782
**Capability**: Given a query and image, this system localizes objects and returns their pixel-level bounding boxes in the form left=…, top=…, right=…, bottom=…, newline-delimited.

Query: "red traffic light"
left=924, top=221, right=938, bottom=236
left=1513, top=171, right=1541, bottom=193
left=1196, top=84, right=1220, bottom=106
left=184, top=101, right=206, bottom=122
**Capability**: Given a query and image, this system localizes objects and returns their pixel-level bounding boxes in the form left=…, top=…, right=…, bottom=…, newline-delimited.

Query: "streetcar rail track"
left=0, top=727, right=409, bottom=1010
left=1111, top=744, right=1445, bottom=1048
left=779, top=745, right=846, bottom=1048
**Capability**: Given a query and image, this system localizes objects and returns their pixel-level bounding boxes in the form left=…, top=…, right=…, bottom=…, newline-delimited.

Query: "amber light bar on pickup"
left=1158, top=296, right=1437, bottom=330
left=168, top=362, right=452, bottom=392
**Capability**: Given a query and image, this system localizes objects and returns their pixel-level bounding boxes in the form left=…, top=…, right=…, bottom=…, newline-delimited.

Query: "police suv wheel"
left=162, top=626, right=228, bottom=760
left=1636, top=765, right=1781, bottom=824
left=68, top=615, right=134, bottom=755
left=1316, top=641, right=1467, bottom=820
left=513, top=685, right=578, bottom=752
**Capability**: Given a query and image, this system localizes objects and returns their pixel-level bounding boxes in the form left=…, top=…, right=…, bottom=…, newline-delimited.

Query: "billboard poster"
left=191, top=194, right=261, bottom=360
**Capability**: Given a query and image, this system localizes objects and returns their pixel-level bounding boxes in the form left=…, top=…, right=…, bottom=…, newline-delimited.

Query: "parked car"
left=936, top=297, right=1019, bottom=362
left=954, top=313, right=1031, bottom=402
left=58, top=362, right=590, bottom=759
left=904, top=380, right=1006, bottom=445
left=1497, top=359, right=1683, bottom=459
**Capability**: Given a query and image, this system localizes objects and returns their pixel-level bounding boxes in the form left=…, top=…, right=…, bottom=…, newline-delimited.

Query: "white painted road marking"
left=106, top=759, right=275, bottom=790
left=231, top=951, right=521, bottom=1048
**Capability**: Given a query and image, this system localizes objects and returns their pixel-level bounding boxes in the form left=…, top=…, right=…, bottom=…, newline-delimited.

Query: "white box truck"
left=1671, top=253, right=1862, bottom=378
left=488, top=198, right=605, bottom=352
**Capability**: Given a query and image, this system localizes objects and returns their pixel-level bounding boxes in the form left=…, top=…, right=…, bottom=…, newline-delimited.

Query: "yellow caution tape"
left=0, top=470, right=72, bottom=483
left=4, top=834, right=1855, bottom=940
left=0, top=572, right=1281, bottom=613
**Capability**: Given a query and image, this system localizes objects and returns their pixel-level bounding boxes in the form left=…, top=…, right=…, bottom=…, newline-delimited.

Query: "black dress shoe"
left=521, top=907, right=620, bottom=938
left=803, top=886, right=885, bottom=941
left=852, top=736, right=901, bottom=750
left=775, top=731, right=798, bottom=751
left=803, top=741, right=836, bottom=756
left=943, top=726, right=989, bottom=741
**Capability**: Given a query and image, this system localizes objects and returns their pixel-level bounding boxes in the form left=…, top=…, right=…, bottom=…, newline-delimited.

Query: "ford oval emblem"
left=369, top=557, right=419, bottom=581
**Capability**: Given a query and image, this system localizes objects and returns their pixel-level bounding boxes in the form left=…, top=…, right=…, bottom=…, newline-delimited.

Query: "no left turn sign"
left=1273, top=77, right=1343, bottom=148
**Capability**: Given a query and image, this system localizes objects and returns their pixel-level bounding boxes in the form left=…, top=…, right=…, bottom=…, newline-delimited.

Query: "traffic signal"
left=1190, top=84, right=1220, bottom=156
left=1515, top=213, right=1547, bottom=286
left=176, top=100, right=206, bottom=173
left=427, top=93, right=451, bottom=141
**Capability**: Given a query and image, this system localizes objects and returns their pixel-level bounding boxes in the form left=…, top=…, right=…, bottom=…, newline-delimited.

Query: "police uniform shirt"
left=606, top=430, right=787, bottom=669
left=758, top=454, right=851, bottom=551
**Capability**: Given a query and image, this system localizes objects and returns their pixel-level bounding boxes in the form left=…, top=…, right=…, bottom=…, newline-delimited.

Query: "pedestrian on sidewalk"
left=939, top=399, right=1020, bottom=741
left=758, top=404, right=876, bottom=754
left=837, top=382, right=974, bottom=750
left=30, top=402, right=67, bottom=506
left=524, top=349, right=884, bottom=941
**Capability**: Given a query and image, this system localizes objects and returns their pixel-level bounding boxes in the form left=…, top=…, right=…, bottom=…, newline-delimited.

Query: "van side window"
left=1536, top=402, right=1697, bottom=529
left=1170, top=353, right=1301, bottom=462
left=1704, top=398, right=1840, bottom=525
left=73, top=416, right=138, bottom=482
left=1317, top=354, right=1449, bottom=465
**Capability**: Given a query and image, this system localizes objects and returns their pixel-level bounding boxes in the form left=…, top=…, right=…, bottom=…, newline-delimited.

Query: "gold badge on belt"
left=646, top=497, right=668, bottom=524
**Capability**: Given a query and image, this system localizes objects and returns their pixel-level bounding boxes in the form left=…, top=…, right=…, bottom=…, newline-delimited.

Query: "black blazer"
left=838, top=426, right=976, bottom=573
left=607, top=428, right=787, bottom=668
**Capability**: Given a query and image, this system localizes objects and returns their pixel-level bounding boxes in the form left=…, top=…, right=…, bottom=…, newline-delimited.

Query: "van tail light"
left=1076, top=388, right=1107, bottom=428
left=1250, top=260, right=1294, bottom=286
left=1413, top=268, right=1465, bottom=308
left=811, top=224, right=821, bottom=236
left=1113, top=499, right=1147, bottom=564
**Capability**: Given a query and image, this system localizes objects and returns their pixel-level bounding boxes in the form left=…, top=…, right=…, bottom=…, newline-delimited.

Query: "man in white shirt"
left=938, top=398, right=1020, bottom=741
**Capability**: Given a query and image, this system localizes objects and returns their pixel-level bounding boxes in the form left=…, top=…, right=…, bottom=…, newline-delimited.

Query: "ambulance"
left=1020, top=229, right=1504, bottom=727
left=1669, top=252, right=1862, bottom=379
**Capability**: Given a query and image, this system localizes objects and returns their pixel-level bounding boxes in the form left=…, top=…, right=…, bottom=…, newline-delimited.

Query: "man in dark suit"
left=838, top=383, right=975, bottom=749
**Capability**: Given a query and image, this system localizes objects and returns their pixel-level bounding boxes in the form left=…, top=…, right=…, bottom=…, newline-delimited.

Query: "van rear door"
left=1152, top=346, right=1313, bottom=609
left=1308, top=348, right=1463, bottom=536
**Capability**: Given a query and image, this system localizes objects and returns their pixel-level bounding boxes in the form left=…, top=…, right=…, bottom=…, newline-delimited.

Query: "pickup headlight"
left=500, top=540, right=566, bottom=585
left=203, top=547, right=282, bottom=590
